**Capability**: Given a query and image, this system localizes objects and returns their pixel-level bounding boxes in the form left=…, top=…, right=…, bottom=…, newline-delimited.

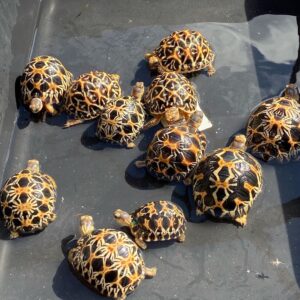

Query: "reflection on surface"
left=290, top=16, right=300, bottom=84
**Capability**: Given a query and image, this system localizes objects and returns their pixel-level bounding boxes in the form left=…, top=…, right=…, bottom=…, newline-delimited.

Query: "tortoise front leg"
left=207, top=53, right=216, bottom=77
left=143, top=116, right=161, bottom=131
left=45, top=103, right=58, bottom=116
left=64, top=119, right=85, bottom=128
left=135, top=160, right=146, bottom=168
left=135, top=237, right=147, bottom=250
left=42, top=111, right=47, bottom=122
left=145, top=266, right=157, bottom=278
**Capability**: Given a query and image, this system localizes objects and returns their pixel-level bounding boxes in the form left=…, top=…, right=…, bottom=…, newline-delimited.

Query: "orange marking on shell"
left=197, top=191, right=207, bottom=199
left=17, top=202, right=34, bottom=212
left=1, top=201, right=8, bottom=208
left=243, top=182, right=255, bottom=192
left=15, top=187, right=31, bottom=195
left=218, top=159, right=234, bottom=169
left=215, top=181, right=229, bottom=189
left=234, top=198, right=245, bottom=206
left=22, top=218, right=32, bottom=227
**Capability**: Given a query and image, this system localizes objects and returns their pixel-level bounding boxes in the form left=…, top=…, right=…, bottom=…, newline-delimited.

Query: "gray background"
left=0, top=0, right=300, bottom=299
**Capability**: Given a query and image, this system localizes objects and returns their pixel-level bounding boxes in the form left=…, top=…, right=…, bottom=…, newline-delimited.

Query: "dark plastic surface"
left=1, top=0, right=300, bottom=299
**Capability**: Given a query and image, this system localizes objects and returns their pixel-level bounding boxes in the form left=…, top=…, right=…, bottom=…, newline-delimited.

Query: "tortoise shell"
left=0, top=167, right=57, bottom=238
left=144, top=72, right=198, bottom=115
left=65, top=71, right=122, bottom=121
left=144, top=125, right=206, bottom=182
left=148, top=29, right=215, bottom=75
left=246, top=96, right=300, bottom=162
left=192, top=146, right=262, bottom=225
left=96, top=96, right=145, bottom=147
left=68, top=228, right=147, bottom=299
left=131, top=200, right=186, bottom=242
left=21, top=55, right=73, bottom=114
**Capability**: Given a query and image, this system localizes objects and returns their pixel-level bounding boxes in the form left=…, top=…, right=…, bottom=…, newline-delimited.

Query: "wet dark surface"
left=1, top=0, right=300, bottom=299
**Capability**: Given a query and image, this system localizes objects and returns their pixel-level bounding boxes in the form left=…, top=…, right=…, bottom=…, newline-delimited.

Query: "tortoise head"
left=29, top=97, right=43, bottom=114
left=131, top=82, right=145, bottom=102
left=283, top=84, right=299, bottom=102
left=230, top=134, right=247, bottom=150
left=165, top=107, right=181, bottom=125
left=145, top=53, right=160, bottom=70
left=80, top=215, right=95, bottom=236
left=113, top=209, right=132, bottom=227
left=27, top=159, right=40, bottom=172
left=188, top=111, right=203, bottom=132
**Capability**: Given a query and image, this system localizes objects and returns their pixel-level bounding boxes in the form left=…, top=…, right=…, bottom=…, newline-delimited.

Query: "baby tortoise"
left=114, top=200, right=187, bottom=249
left=64, top=71, right=122, bottom=127
left=0, top=159, right=57, bottom=238
left=67, top=215, right=156, bottom=300
left=246, top=84, right=300, bottom=162
left=21, top=55, right=73, bottom=119
left=96, top=82, right=145, bottom=148
left=145, top=29, right=215, bottom=76
left=135, top=111, right=206, bottom=182
left=191, top=135, right=263, bottom=226
left=143, top=72, right=198, bottom=130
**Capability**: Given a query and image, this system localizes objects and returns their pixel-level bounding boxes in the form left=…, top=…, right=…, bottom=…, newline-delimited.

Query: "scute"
left=21, top=55, right=73, bottom=112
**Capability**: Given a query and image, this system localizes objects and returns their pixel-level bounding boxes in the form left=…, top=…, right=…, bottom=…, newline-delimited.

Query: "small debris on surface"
left=61, top=196, right=64, bottom=202
left=270, top=258, right=284, bottom=267
left=255, top=272, right=269, bottom=279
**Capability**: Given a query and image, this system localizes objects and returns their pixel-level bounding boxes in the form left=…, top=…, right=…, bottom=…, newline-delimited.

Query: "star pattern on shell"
left=21, top=55, right=73, bottom=115
left=68, top=229, right=148, bottom=299
left=146, top=29, right=216, bottom=76
left=192, top=145, right=263, bottom=226
left=65, top=71, right=122, bottom=123
left=0, top=168, right=57, bottom=238
left=246, top=96, right=300, bottom=162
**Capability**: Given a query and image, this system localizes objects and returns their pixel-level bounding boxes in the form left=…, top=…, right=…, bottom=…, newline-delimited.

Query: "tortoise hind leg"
left=10, top=231, right=19, bottom=239
left=177, top=232, right=186, bottom=243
